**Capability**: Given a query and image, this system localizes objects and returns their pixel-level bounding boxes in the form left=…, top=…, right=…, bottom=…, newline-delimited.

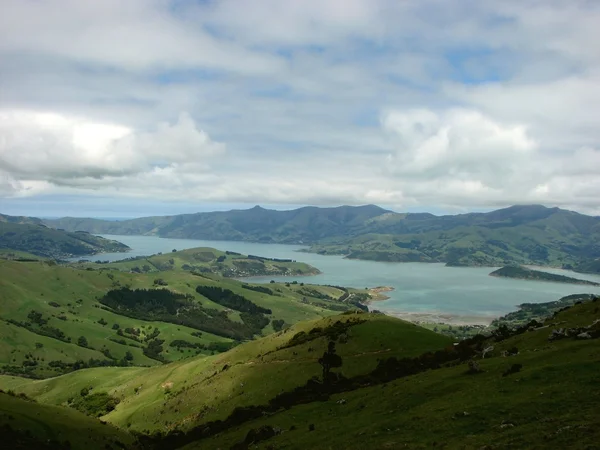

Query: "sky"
left=0, top=0, right=599, bottom=218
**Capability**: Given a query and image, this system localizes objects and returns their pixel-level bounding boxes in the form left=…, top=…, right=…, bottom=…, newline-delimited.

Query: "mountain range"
left=41, top=204, right=600, bottom=271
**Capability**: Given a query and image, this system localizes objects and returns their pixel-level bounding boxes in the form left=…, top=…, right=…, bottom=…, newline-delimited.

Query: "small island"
left=489, top=265, right=600, bottom=286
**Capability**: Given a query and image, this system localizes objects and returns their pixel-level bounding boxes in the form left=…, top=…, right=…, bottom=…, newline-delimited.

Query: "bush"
left=70, top=392, right=120, bottom=417
left=77, top=336, right=88, bottom=348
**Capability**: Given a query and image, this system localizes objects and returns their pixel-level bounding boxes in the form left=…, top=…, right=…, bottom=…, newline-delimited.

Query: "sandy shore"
left=379, top=310, right=494, bottom=326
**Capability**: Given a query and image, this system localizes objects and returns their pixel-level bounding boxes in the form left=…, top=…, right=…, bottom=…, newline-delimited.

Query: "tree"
left=77, top=336, right=88, bottom=348
left=318, top=341, right=343, bottom=384
left=125, top=351, right=134, bottom=361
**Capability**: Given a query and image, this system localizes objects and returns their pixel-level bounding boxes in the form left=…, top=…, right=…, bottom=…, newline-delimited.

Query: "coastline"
left=365, top=286, right=395, bottom=301
left=378, top=309, right=494, bottom=326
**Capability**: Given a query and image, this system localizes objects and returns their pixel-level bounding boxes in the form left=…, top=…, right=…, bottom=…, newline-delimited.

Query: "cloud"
left=0, top=110, right=224, bottom=187
left=0, top=0, right=599, bottom=215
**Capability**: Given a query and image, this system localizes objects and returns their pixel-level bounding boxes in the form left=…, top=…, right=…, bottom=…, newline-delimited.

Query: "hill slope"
left=185, top=299, right=600, bottom=449
left=1, top=299, right=598, bottom=449
left=0, top=257, right=362, bottom=379
left=0, top=312, right=451, bottom=435
left=490, top=265, right=600, bottom=286
left=0, top=220, right=130, bottom=259
left=0, top=391, right=136, bottom=449
left=43, top=204, right=600, bottom=267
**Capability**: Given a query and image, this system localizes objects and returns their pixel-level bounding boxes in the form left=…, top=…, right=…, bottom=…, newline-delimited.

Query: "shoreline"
left=365, top=286, right=395, bottom=301
left=378, top=309, right=494, bottom=326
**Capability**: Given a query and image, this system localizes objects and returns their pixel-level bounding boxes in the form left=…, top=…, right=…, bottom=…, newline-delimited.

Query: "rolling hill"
left=0, top=298, right=598, bottom=449
left=0, top=256, right=364, bottom=379
left=0, top=220, right=130, bottom=259
left=41, top=204, right=600, bottom=268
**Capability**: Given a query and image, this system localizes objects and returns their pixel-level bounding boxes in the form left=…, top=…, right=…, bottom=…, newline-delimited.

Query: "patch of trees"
left=168, top=340, right=234, bottom=353
left=242, top=284, right=274, bottom=295
left=195, top=285, right=272, bottom=314
left=5, top=314, right=68, bottom=343
left=98, top=287, right=260, bottom=340
left=247, top=254, right=294, bottom=263
left=69, top=391, right=120, bottom=417
left=272, top=319, right=286, bottom=331
left=241, top=312, right=270, bottom=330
left=144, top=339, right=166, bottom=362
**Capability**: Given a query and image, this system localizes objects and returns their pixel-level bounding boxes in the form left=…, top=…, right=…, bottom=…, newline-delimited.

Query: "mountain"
left=0, top=220, right=130, bottom=259
left=45, top=204, right=391, bottom=243
left=44, top=204, right=600, bottom=268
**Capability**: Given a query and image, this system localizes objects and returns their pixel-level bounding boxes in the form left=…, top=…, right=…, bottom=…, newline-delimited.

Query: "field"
left=0, top=255, right=363, bottom=379
left=0, top=296, right=598, bottom=448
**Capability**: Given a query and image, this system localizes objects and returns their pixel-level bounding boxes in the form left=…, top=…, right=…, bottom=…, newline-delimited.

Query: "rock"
left=482, top=346, right=494, bottom=358
left=336, top=399, right=347, bottom=405
left=576, top=332, right=592, bottom=339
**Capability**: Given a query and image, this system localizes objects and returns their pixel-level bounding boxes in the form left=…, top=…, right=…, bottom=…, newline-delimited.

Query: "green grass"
left=0, top=259, right=352, bottom=378
left=0, top=312, right=450, bottom=434
left=1, top=297, right=599, bottom=449
left=76, top=246, right=320, bottom=278
left=189, top=300, right=600, bottom=449
left=0, top=392, right=136, bottom=449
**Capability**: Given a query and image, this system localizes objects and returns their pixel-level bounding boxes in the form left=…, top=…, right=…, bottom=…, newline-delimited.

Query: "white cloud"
left=0, top=0, right=599, bottom=215
left=0, top=110, right=224, bottom=186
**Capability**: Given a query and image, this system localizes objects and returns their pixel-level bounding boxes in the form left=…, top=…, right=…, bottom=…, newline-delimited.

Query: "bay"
left=85, top=234, right=600, bottom=324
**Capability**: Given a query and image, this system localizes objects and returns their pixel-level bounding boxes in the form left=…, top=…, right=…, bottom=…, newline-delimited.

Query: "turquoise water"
left=87, top=235, right=600, bottom=322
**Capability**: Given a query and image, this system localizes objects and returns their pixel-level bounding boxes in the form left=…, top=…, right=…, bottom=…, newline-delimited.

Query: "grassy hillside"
left=0, top=391, right=136, bottom=449
left=76, top=246, right=320, bottom=278
left=575, top=258, right=600, bottom=274
left=0, top=221, right=130, bottom=259
left=0, top=312, right=451, bottom=435
left=185, top=299, right=600, bottom=449
left=0, top=259, right=362, bottom=379
left=1, top=299, right=598, bottom=449
left=0, top=293, right=598, bottom=449
left=43, top=204, right=600, bottom=268
left=490, top=265, right=600, bottom=286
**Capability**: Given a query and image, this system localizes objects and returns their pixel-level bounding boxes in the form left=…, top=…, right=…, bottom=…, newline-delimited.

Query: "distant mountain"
left=42, top=204, right=600, bottom=268
left=45, top=204, right=392, bottom=243
left=489, top=265, right=600, bottom=286
left=0, top=219, right=130, bottom=259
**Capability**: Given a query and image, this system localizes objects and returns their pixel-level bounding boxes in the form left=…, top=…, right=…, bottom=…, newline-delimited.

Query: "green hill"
left=1, top=299, right=599, bottom=449
left=193, top=300, right=600, bottom=450
left=0, top=391, right=136, bottom=449
left=0, top=312, right=451, bottom=435
left=42, top=204, right=600, bottom=268
left=490, top=265, right=600, bottom=286
left=0, top=258, right=363, bottom=379
left=76, top=246, right=320, bottom=278
left=0, top=220, right=130, bottom=259
left=574, top=258, right=600, bottom=275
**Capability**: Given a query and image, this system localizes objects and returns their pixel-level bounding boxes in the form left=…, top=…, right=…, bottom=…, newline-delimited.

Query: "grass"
left=75, top=246, right=320, bottom=278
left=189, top=300, right=600, bottom=449
left=0, top=258, right=354, bottom=378
left=0, top=312, right=451, bottom=434
left=0, top=392, right=136, bottom=449
left=0, top=297, right=598, bottom=448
